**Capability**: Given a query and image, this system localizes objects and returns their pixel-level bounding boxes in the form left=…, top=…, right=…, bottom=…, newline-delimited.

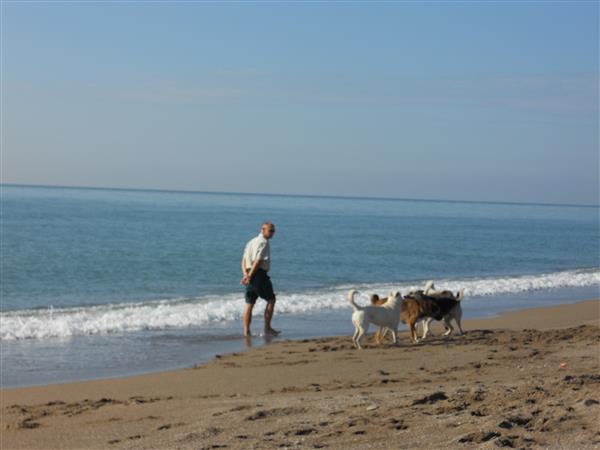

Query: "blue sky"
left=3, top=1, right=598, bottom=205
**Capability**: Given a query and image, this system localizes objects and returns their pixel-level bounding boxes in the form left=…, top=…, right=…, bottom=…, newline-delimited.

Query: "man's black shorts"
left=245, top=268, right=275, bottom=304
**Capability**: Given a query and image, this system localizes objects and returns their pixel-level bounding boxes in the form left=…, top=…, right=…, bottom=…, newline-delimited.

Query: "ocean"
left=1, top=185, right=599, bottom=387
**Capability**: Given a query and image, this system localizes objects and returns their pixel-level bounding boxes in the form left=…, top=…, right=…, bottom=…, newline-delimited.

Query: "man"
left=240, top=222, right=280, bottom=337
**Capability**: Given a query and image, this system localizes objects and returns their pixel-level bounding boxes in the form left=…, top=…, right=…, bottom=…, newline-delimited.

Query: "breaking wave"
left=2, top=268, right=598, bottom=340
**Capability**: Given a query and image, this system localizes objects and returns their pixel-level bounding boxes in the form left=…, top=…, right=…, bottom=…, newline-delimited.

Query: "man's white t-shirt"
left=243, top=233, right=270, bottom=272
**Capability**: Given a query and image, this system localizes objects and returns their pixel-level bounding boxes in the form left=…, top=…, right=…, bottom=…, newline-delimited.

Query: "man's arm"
left=240, top=257, right=249, bottom=285
left=241, top=258, right=261, bottom=285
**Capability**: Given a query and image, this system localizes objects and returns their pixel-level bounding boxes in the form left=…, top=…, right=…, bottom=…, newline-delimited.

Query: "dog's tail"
left=423, top=280, right=435, bottom=295
left=348, top=290, right=362, bottom=311
left=455, top=290, right=464, bottom=301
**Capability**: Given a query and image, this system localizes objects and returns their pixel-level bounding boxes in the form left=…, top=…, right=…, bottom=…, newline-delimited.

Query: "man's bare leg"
left=243, top=303, right=254, bottom=337
left=264, top=298, right=280, bottom=335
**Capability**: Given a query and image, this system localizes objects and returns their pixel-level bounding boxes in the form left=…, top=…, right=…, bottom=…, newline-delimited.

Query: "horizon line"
left=2, top=182, right=599, bottom=209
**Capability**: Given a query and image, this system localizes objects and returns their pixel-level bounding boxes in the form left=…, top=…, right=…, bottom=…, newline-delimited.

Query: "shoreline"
left=2, top=286, right=598, bottom=389
left=1, top=298, right=598, bottom=394
left=2, top=298, right=599, bottom=449
left=2, top=296, right=599, bottom=391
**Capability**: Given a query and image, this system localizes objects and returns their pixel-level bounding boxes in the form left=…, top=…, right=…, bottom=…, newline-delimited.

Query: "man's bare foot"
left=264, top=328, right=281, bottom=336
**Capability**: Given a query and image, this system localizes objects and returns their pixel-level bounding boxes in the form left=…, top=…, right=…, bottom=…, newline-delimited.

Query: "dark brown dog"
left=400, top=291, right=462, bottom=343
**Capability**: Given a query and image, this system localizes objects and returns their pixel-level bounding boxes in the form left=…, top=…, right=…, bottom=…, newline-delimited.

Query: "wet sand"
left=2, top=299, right=599, bottom=449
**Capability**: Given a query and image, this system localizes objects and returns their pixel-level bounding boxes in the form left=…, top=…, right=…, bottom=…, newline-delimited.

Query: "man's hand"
left=240, top=275, right=250, bottom=285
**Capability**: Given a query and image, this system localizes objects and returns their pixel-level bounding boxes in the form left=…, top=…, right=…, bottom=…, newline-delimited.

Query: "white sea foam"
left=2, top=268, right=598, bottom=341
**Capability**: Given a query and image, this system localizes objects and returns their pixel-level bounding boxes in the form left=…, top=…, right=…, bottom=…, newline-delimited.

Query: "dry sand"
left=2, top=299, right=599, bottom=449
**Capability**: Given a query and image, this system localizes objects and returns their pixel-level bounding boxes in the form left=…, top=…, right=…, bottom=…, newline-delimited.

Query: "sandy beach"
left=2, top=299, right=599, bottom=450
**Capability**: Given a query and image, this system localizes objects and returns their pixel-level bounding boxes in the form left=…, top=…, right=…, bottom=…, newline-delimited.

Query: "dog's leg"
left=380, top=327, right=389, bottom=342
left=455, top=308, right=464, bottom=336
left=409, top=320, right=418, bottom=343
left=391, top=326, right=399, bottom=346
left=375, top=326, right=381, bottom=344
left=378, top=326, right=390, bottom=344
left=352, top=326, right=360, bottom=349
left=356, top=324, right=367, bottom=350
left=443, top=316, right=454, bottom=336
left=422, top=318, right=433, bottom=339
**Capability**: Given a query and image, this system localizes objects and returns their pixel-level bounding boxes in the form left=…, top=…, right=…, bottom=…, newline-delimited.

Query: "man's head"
left=261, top=222, right=276, bottom=239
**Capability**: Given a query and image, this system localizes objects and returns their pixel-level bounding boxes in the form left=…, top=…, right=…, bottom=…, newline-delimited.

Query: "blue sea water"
left=1, top=185, right=599, bottom=387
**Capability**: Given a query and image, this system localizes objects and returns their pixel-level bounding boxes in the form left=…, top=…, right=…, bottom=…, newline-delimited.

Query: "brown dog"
left=400, top=291, right=462, bottom=342
left=370, top=294, right=387, bottom=306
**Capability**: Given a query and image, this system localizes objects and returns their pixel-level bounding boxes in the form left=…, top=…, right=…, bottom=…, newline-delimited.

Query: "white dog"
left=348, top=290, right=402, bottom=349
